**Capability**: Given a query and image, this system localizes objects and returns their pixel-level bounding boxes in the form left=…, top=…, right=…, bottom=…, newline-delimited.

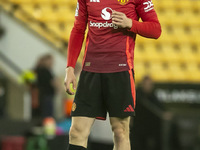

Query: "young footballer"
left=64, top=0, right=161, bottom=149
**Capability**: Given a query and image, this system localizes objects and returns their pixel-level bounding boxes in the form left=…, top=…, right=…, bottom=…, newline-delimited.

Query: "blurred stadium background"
left=0, top=0, right=200, bottom=150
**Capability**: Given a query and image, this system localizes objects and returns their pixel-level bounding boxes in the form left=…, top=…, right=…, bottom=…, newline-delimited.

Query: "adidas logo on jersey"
left=143, top=1, right=154, bottom=12
left=90, top=0, right=100, bottom=2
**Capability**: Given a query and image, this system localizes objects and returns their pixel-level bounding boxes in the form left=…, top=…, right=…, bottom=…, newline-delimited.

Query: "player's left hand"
left=112, top=10, right=132, bottom=29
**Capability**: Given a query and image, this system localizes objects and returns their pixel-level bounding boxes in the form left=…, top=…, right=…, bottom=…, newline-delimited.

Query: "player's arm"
left=112, top=0, right=161, bottom=39
left=64, top=0, right=88, bottom=95
left=131, top=0, right=161, bottom=39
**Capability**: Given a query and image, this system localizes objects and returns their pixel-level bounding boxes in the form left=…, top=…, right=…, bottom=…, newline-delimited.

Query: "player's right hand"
left=64, top=67, right=77, bottom=95
left=112, top=10, right=132, bottom=29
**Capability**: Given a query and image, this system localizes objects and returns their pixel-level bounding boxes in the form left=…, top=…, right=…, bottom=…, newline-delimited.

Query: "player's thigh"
left=103, top=70, right=135, bottom=118
left=70, top=117, right=95, bottom=138
left=72, top=71, right=106, bottom=118
left=109, top=117, right=130, bottom=135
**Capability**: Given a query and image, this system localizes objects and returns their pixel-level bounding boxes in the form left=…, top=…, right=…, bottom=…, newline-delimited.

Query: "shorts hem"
left=71, top=114, right=106, bottom=120
left=109, top=113, right=135, bottom=118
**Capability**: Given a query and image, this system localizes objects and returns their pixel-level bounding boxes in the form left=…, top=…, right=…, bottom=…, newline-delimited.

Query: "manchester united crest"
left=72, top=103, right=76, bottom=112
left=118, top=0, right=129, bottom=5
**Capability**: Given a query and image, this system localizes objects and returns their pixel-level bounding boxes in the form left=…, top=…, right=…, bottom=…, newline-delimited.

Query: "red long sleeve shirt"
left=67, top=0, right=161, bottom=73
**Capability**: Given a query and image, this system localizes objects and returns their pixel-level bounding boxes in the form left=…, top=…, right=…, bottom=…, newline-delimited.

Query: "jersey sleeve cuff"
left=128, top=19, right=140, bottom=33
left=66, top=64, right=76, bottom=69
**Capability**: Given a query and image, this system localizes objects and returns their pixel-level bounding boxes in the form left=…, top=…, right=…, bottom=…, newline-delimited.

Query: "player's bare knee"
left=113, top=127, right=126, bottom=142
left=69, top=126, right=80, bottom=141
left=112, top=125, right=129, bottom=143
left=111, top=119, right=130, bottom=142
left=69, top=125, right=89, bottom=141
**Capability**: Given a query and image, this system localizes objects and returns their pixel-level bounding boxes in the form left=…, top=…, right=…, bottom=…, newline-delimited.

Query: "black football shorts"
left=71, top=69, right=136, bottom=120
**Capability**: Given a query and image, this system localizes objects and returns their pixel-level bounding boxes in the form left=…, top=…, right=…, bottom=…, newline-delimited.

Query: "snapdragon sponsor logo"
left=89, top=7, right=119, bottom=29
left=90, top=21, right=118, bottom=29
left=101, top=7, right=112, bottom=20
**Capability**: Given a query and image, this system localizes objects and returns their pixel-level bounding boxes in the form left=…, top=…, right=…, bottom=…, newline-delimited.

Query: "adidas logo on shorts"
left=124, top=105, right=134, bottom=112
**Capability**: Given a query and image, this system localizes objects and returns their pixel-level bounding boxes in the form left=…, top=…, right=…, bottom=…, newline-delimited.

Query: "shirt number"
left=143, top=1, right=154, bottom=12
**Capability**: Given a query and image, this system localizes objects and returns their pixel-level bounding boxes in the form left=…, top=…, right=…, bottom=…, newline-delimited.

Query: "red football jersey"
left=67, top=0, right=161, bottom=73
